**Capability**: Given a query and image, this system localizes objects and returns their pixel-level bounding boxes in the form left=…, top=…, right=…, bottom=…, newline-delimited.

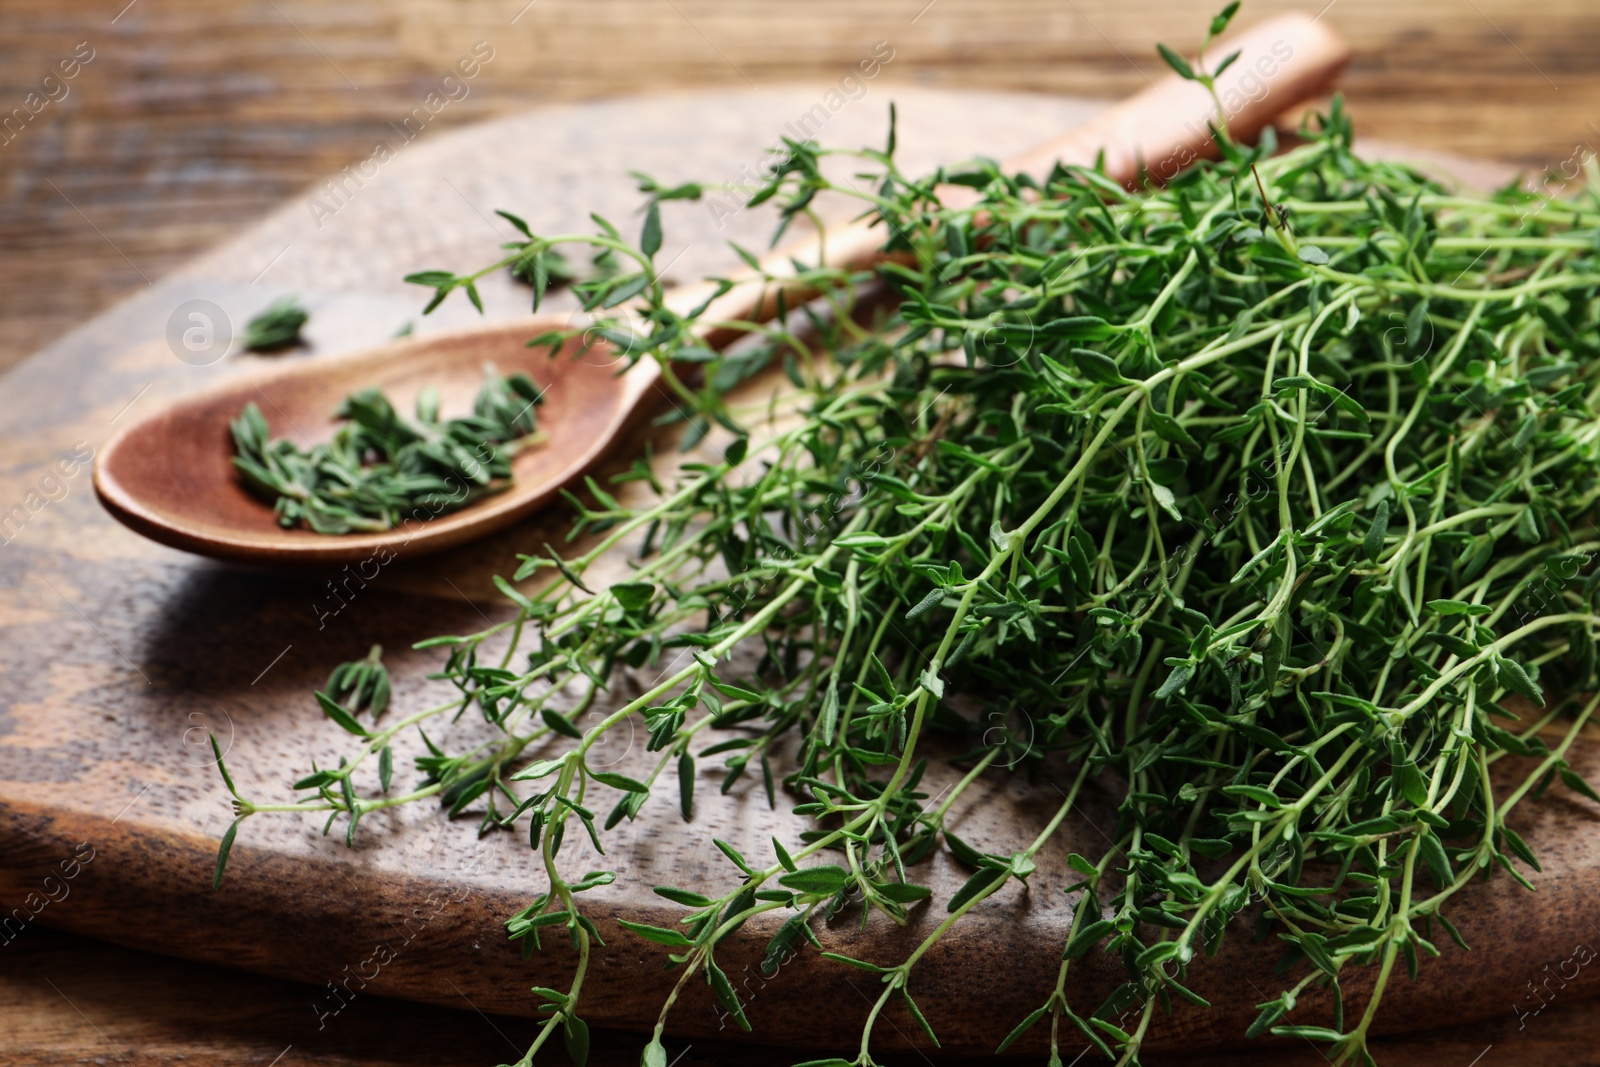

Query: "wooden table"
left=4, top=2, right=1600, bottom=1063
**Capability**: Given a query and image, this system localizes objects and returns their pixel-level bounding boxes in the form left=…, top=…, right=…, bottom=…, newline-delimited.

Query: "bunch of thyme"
left=230, top=367, right=544, bottom=533
left=214, top=25, right=1600, bottom=1067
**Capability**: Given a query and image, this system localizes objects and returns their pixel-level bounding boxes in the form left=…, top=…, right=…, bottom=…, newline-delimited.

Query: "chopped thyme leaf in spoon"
left=229, top=366, right=544, bottom=534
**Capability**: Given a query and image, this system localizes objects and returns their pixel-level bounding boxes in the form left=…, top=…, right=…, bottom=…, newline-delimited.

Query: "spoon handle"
left=662, top=11, right=1350, bottom=340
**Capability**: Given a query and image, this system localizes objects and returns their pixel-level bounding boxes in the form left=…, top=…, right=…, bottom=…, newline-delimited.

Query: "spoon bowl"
left=94, top=317, right=656, bottom=565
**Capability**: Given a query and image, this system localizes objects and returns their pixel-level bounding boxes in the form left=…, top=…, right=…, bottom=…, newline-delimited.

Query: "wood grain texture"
left=2, top=0, right=1599, bottom=372
left=2, top=83, right=1600, bottom=1060
left=7, top=926, right=1597, bottom=1067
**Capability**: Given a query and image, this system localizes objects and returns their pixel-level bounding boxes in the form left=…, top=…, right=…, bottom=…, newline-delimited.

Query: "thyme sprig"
left=216, top=29, right=1600, bottom=1067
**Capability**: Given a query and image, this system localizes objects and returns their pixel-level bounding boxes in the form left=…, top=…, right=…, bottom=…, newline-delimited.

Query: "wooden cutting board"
left=1, top=86, right=1595, bottom=1059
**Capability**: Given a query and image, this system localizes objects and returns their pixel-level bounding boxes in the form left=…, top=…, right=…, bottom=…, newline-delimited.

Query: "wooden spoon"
left=93, top=14, right=1351, bottom=566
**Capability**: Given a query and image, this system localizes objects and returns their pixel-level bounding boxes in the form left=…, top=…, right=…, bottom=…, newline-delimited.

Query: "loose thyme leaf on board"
left=229, top=366, right=544, bottom=533
left=242, top=296, right=310, bottom=352
left=213, top=34, right=1600, bottom=1067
